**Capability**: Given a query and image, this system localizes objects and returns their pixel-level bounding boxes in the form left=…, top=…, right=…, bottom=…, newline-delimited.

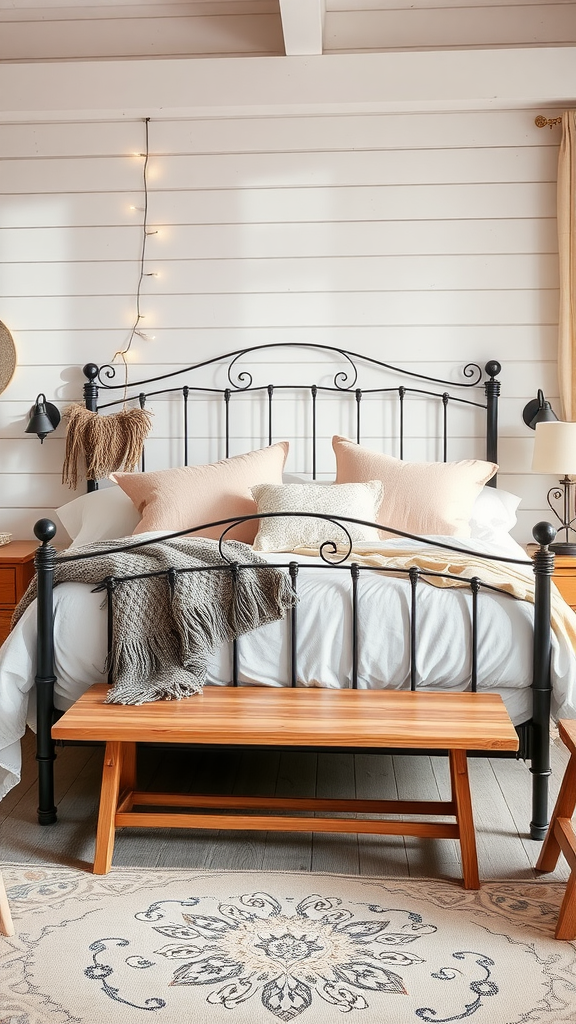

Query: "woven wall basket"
left=0, top=321, right=16, bottom=394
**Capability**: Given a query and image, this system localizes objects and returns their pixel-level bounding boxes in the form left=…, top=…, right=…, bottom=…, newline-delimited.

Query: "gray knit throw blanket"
left=13, top=537, right=296, bottom=705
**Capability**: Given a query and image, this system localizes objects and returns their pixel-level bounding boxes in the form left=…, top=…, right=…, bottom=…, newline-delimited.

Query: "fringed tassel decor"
left=62, top=404, right=153, bottom=488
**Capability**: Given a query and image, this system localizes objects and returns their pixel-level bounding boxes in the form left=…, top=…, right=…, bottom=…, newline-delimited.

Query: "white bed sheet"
left=1, top=533, right=575, bottom=801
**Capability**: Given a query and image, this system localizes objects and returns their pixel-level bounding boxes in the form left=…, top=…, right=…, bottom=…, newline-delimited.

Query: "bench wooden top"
left=52, top=684, right=519, bottom=752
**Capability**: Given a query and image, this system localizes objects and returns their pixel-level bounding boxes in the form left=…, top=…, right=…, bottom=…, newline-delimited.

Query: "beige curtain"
left=558, top=109, right=576, bottom=420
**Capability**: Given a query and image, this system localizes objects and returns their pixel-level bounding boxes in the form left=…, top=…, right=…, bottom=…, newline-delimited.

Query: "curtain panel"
left=558, top=110, right=576, bottom=421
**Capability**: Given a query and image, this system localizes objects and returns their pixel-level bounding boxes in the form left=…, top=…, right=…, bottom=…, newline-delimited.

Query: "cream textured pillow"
left=251, top=480, right=383, bottom=552
left=112, top=442, right=289, bottom=544
left=332, top=435, right=497, bottom=539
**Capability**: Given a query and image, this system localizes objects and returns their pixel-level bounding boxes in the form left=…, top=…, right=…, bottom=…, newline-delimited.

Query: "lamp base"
left=550, top=542, right=576, bottom=556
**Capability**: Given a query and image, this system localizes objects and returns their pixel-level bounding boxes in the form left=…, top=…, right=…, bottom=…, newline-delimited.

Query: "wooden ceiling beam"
left=279, top=0, right=325, bottom=55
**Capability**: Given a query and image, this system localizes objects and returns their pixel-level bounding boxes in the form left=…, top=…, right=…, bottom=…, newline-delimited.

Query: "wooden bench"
left=52, top=684, right=519, bottom=887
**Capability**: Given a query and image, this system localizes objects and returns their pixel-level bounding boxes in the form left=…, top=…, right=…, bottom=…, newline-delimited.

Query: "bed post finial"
left=82, top=364, right=99, bottom=413
left=33, top=518, right=58, bottom=826
left=34, top=518, right=57, bottom=545
left=530, top=519, right=556, bottom=841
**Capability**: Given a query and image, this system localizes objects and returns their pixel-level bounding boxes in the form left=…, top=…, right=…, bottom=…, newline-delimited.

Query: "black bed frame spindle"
left=105, top=579, right=115, bottom=686
left=398, top=386, right=405, bottom=460
left=224, top=388, right=231, bottom=459
left=530, top=521, right=556, bottom=840
left=139, top=394, right=147, bottom=471
left=470, top=577, right=480, bottom=693
left=231, top=563, right=239, bottom=686
left=34, top=518, right=58, bottom=825
left=182, top=386, right=189, bottom=467
left=311, top=384, right=317, bottom=479
left=351, top=562, right=360, bottom=688
left=409, top=565, right=419, bottom=691
left=355, top=389, right=362, bottom=444
left=442, top=392, right=449, bottom=462
left=289, top=562, right=299, bottom=686
left=267, top=384, right=274, bottom=447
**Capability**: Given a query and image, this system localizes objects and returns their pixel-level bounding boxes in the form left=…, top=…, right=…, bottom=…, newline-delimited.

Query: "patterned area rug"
left=1, top=866, right=576, bottom=1023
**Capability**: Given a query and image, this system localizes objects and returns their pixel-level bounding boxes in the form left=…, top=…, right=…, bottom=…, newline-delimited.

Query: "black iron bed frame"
left=31, top=344, right=557, bottom=840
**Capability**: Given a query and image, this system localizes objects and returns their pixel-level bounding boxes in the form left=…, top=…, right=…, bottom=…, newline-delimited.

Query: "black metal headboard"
left=81, top=343, right=501, bottom=492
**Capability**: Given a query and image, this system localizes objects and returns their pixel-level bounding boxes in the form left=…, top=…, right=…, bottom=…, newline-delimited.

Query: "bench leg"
left=120, top=741, right=137, bottom=793
left=450, top=749, right=480, bottom=890
left=93, top=741, right=124, bottom=875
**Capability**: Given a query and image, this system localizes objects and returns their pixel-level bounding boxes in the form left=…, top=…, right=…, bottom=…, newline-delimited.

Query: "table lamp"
left=532, top=420, right=576, bottom=554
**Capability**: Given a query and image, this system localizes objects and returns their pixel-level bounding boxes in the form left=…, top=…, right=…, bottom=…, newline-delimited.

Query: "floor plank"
left=312, top=751, right=359, bottom=876
left=355, top=753, right=410, bottom=878
left=490, top=740, right=570, bottom=881
left=395, top=753, right=463, bottom=883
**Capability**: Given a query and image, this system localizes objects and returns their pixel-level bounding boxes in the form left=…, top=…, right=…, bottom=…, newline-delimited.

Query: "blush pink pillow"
left=332, top=435, right=497, bottom=538
left=112, top=442, right=289, bottom=544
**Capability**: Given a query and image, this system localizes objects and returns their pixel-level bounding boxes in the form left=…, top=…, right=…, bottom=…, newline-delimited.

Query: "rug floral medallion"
left=1, top=867, right=576, bottom=1023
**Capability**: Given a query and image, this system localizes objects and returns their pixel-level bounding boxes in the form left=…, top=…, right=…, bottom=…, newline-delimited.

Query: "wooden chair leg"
left=93, top=741, right=124, bottom=875
left=552, top=818, right=576, bottom=940
left=536, top=752, right=576, bottom=874
left=555, top=870, right=576, bottom=940
left=450, top=749, right=480, bottom=890
left=0, top=870, right=15, bottom=937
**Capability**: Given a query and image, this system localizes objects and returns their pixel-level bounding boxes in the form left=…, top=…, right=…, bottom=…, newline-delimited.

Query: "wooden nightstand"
left=0, top=540, right=37, bottom=646
left=526, top=546, right=576, bottom=612
left=550, top=555, right=576, bottom=612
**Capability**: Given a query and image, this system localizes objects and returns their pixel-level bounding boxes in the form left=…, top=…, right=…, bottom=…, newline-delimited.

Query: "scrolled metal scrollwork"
left=83, top=363, right=119, bottom=389
left=227, top=350, right=254, bottom=390
left=82, top=343, right=495, bottom=406
left=462, top=362, right=483, bottom=385
left=332, top=349, right=358, bottom=391
left=216, top=512, right=354, bottom=565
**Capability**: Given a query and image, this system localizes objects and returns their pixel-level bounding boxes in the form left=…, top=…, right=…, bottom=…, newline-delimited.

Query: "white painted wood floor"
left=0, top=728, right=570, bottom=883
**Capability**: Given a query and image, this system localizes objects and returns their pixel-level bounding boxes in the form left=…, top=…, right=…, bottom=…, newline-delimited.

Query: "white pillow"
left=251, top=480, right=383, bottom=552
left=469, top=486, right=521, bottom=543
left=54, top=485, right=142, bottom=546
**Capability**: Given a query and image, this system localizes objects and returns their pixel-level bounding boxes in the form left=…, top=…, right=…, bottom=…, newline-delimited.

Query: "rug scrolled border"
left=1, top=866, right=575, bottom=1024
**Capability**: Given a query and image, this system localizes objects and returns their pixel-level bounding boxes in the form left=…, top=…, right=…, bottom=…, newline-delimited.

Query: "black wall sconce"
left=25, top=394, right=61, bottom=443
left=522, top=389, right=559, bottom=429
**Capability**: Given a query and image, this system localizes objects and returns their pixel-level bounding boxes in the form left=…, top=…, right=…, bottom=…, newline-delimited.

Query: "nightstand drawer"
left=0, top=609, right=13, bottom=645
left=0, top=542, right=37, bottom=647
left=0, top=570, right=16, bottom=605
left=553, top=571, right=576, bottom=608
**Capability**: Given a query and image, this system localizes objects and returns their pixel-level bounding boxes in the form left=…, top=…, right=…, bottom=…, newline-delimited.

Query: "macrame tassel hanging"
left=62, top=404, right=153, bottom=488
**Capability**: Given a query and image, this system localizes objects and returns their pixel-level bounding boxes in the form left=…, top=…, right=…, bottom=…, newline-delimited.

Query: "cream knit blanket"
left=292, top=542, right=576, bottom=653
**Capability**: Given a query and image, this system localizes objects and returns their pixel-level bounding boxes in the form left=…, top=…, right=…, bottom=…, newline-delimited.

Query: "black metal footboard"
left=31, top=515, right=556, bottom=839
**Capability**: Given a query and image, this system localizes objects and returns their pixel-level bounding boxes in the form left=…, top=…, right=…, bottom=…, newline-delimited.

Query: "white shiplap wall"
left=0, top=100, right=564, bottom=543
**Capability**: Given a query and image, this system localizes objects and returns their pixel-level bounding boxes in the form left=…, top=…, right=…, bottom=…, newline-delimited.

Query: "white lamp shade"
left=532, top=421, right=576, bottom=475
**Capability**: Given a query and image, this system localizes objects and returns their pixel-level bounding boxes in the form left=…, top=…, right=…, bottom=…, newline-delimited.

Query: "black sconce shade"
left=522, top=389, right=559, bottom=430
left=25, top=394, right=61, bottom=443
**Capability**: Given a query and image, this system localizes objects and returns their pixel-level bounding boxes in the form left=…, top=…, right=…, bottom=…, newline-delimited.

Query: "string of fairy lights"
left=112, top=116, right=158, bottom=379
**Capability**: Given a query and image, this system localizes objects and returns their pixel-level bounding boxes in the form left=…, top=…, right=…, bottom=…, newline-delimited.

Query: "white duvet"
left=1, top=533, right=575, bottom=801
